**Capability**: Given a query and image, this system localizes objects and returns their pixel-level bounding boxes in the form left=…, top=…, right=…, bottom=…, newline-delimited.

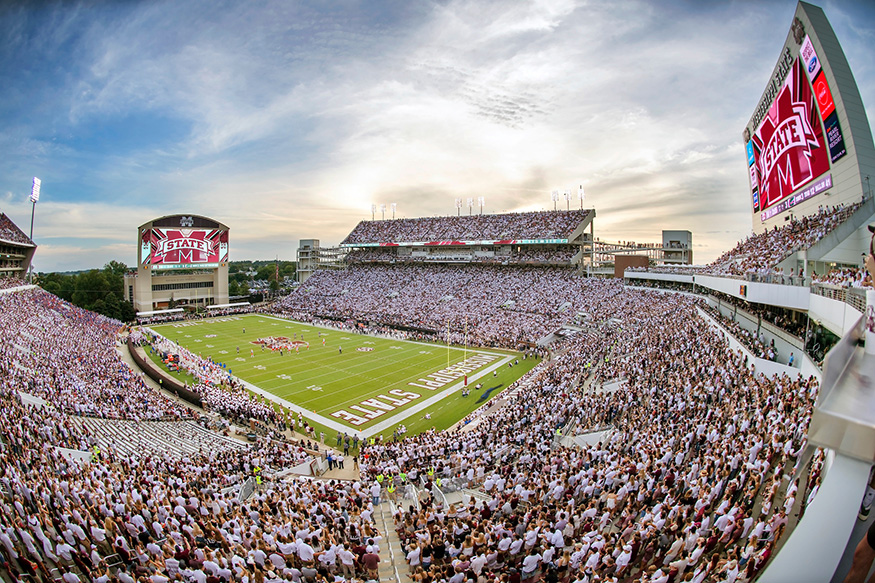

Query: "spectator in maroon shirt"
left=361, top=551, right=380, bottom=580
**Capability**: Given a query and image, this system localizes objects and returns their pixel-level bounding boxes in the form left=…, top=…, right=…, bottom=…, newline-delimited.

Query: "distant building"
left=594, top=230, right=693, bottom=275
left=296, top=239, right=347, bottom=284
left=662, top=230, right=693, bottom=264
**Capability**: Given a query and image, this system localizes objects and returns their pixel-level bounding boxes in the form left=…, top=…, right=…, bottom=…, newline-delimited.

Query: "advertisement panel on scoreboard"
left=141, top=228, right=229, bottom=269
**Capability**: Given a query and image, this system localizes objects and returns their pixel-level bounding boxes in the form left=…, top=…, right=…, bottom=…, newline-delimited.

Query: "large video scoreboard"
left=743, top=2, right=875, bottom=232
left=141, top=227, right=229, bottom=270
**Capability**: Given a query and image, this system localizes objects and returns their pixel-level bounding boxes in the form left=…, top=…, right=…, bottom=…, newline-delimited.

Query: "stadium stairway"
left=376, top=498, right=407, bottom=582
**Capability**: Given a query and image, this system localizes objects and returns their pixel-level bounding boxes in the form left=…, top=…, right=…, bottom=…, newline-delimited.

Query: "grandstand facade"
left=340, top=209, right=595, bottom=271
left=0, top=212, right=36, bottom=279
left=279, top=210, right=600, bottom=349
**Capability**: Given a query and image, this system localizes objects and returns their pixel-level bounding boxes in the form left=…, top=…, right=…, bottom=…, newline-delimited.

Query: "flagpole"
left=446, top=321, right=450, bottom=370
left=464, top=317, right=468, bottom=363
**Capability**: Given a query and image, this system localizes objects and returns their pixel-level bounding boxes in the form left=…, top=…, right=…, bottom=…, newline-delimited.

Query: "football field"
left=149, top=314, right=536, bottom=438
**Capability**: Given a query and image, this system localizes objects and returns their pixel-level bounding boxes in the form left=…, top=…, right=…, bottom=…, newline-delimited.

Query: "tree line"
left=36, top=260, right=297, bottom=322
left=38, top=260, right=136, bottom=322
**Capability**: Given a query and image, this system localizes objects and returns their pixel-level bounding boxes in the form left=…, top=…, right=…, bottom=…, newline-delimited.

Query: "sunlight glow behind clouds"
left=0, top=0, right=872, bottom=271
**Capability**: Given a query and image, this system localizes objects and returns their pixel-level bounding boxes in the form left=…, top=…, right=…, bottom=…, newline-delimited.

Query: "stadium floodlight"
left=380, top=203, right=386, bottom=220
left=371, top=204, right=376, bottom=220
left=455, top=198, right=462, bottom=216
left=30, top=177, right=40, bottom=204
left=551, top=190, right=559, bottom=211
left=578, top=185, right=585, bottom=209
left=564, top=190, right=571, bottom=211
left=390, top=203, right=397, bottom=219
left=478, top=196, right=485, bottom=215
left=29, top=177, right=41, bottom=284
left=467, top=197, right=474, bottom=216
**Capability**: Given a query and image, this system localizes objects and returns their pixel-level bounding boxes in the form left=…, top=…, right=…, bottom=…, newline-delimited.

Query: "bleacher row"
left=342, top=209, right=590, bottom=245
left=635, top=201, right=870, bottom=282
left=69, top=417, right=249, bottom=460
left=0, top=213, right=35, bottom=245
left=346, top=247, right=577, bottom=266
left=273, top=265, right=625, bottom=349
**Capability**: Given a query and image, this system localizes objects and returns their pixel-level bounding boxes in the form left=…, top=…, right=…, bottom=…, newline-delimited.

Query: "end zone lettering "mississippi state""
left=331, top=389, right=420, bottom=426
left=407, top=353, right=499, bottom=390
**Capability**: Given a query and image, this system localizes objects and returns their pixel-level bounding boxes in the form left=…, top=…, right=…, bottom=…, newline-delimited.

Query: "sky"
left=1, top=0, right=874, bottom=272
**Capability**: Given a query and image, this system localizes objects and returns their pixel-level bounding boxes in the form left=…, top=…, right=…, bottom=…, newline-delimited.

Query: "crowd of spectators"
left=700, top=305, right=772, bottom=361
left=0, top=285, right=384, bottom=583
left=272, top=265, right=628, bottom=349
left=628, top=203, right=867, bottom=283
left=362, top=290, right=821, bottom=583
left=811, top=266, right=872, bottom=289
left=137, top=305, right=253, bottom=326
left=707, top=202, right=864, bottom=277
left=0, top=213, right=35, bottom=245
left=0, top=199, right=853, bottom=583
left=512, top=248, right=575, bottom=264
left=0, top=383, right=381, bottom=583
left=624, top=275, right=809, bottom=346
left=342, top=210, right=590, bottom=245
left=347, top=247, right=576, bottom=267
left=137, top=312, right=186, bottom=325
left=0, top=276, right=27, bottom=290
left=0, top=288, right=187, bottom=420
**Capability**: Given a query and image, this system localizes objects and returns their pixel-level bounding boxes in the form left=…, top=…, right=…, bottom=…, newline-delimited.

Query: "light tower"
left=29, top=177, right=40, bottom=283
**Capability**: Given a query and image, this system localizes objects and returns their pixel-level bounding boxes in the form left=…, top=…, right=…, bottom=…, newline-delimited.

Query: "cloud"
left=0, top=0, right=873, bottom=272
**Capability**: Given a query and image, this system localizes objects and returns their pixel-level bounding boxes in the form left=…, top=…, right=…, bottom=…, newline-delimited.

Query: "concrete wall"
left=694, top=274, right=811, bottom=311
left=127, top=337, right=203, bottom=407
left=809, top=292, right=864, bottom=338
left=624, top=271, right=695, bottom=284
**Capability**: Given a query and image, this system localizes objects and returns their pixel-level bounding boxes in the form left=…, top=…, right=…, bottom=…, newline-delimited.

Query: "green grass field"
left=149, top=314, right=537, bottom=437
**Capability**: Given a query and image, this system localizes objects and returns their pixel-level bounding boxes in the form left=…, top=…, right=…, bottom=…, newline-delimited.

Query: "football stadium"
left=1, top=2, right=875, bottom=583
